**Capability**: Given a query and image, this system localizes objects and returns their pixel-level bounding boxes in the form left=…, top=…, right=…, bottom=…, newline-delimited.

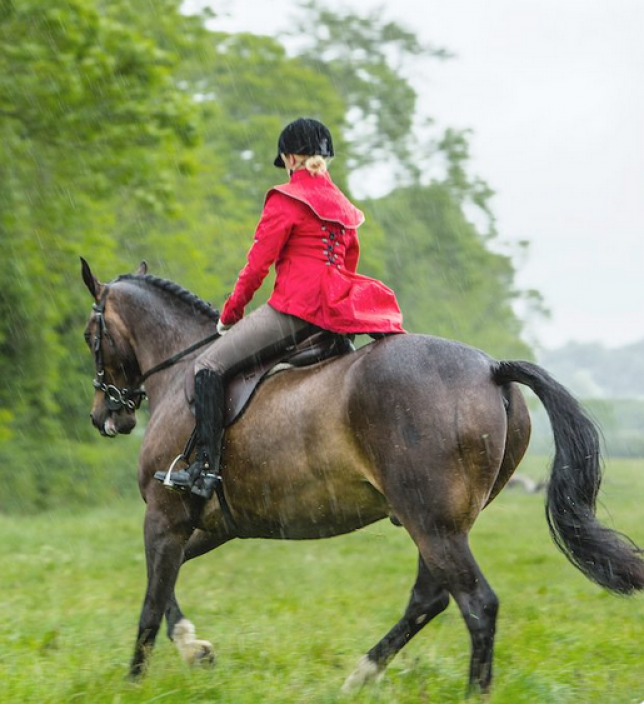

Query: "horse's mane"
left=113, top=274, right=219, bottom=322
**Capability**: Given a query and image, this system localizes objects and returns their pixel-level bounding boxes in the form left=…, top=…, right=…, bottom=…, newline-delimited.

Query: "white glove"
left=217, top=320, right=232, bottom=335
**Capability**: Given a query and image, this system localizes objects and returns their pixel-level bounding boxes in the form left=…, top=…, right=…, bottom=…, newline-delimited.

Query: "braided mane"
left=113, top=274, right=219, bottom=322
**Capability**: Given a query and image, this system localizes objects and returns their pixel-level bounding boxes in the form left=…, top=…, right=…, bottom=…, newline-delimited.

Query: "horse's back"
left=362, top=333, right=498, bottom=380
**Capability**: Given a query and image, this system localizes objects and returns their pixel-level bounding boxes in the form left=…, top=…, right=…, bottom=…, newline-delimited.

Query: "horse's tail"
left=493, top=359, right=644, bottom=595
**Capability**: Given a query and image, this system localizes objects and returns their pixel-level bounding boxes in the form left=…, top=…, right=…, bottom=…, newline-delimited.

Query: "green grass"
left=2, top=456, right=644, bottom=703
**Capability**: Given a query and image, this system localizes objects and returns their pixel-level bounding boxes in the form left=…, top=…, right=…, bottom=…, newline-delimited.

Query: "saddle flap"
left=224, top=332, right=354, bottom=427
left=185, top=332, right=354, bottom=427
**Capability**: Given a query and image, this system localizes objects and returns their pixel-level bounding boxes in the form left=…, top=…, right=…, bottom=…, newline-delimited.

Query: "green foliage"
left=292, top=0, right=451, bottom=177
left=0, top=434, right=141, bottom=514
left=367, top=183, right=533, bottom=358
left=0, top=0, right=199, bottom=442
left=0, top=0, right=196, bottom=196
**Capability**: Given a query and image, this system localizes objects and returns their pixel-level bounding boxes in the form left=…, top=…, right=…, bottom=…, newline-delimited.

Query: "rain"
left=1, top=0, right=644, bottom=701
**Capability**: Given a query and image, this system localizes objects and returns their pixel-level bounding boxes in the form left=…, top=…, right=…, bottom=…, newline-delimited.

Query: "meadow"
left=1, top=455, right=644, bottom=703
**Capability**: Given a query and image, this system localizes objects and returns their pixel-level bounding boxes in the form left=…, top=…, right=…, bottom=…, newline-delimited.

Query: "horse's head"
left=81, top=258, right=146, bottom=437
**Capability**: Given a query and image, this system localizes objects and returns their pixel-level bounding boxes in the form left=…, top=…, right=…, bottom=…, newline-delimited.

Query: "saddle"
left=188, top=332, right=355, bottom=427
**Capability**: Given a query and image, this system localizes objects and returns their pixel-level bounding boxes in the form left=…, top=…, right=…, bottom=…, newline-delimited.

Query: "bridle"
left=91, top=289, right=147, bottom=412
left=90, top=285, right=219, bottom=413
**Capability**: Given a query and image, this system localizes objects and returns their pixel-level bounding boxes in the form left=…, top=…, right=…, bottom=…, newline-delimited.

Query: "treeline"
left=540, top=340, right=644, bottom=399
left=529, top=398, right=644, bottom=458
left=0, top=0, right=539, bottom=511
left=527, top=340, right=644, bottom=458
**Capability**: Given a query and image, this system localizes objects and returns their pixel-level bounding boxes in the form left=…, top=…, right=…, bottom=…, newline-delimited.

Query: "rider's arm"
left=344, top=230, right=360, bottom=273
left=220, top=192, right=294, bottom=326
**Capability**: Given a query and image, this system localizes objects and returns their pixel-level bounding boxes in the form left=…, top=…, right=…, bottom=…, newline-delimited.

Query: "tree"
left=0, top=0, right=198, bottom=437
left=291, top=0, right=451, bottom=181
left=367, top=183, right=532, bottom=358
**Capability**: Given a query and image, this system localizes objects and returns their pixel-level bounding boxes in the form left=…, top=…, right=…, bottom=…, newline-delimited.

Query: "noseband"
left=91, top=291, right=147, bottom=412
left=90, top=286, right=219, bottom=412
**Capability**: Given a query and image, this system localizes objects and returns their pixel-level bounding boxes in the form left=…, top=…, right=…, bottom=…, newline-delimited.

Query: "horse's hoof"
left=127, top=660, right=147, bottom=682
left=341, top=655, right=382, bottom=693
left=173, top=619, right=216, bottom=667
left=188, top=639, right=216, bottom=667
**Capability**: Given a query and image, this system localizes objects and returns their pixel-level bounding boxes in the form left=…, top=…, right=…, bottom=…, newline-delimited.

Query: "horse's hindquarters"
left=345, top=336, right=511, bottom=533
left=485, top=382, right=531, bottom=507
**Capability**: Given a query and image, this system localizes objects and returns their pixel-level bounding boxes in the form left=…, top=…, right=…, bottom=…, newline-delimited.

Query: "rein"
left=91, top=287, right=219, bottom=412
left=138, top=331, right=220, bottom=386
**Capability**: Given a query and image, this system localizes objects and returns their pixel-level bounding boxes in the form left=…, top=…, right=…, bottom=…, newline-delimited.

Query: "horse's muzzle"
left=91, top=409, right=136, bottom=437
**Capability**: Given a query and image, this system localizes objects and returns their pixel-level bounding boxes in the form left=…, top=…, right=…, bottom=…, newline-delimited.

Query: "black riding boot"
left=159, top=369, right=225, bottom=500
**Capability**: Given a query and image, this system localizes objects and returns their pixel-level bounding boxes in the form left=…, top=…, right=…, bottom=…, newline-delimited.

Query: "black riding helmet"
left=274, top=117, right=334, bottom=168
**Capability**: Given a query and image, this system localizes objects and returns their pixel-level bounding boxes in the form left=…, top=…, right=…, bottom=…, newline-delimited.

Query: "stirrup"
left=155, top=453, right=237, bottom=531
left=154, top=454, right=201, bottom=492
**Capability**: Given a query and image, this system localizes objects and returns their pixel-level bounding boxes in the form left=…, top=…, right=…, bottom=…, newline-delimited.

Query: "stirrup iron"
left=154, top=454, right=192, bottom=491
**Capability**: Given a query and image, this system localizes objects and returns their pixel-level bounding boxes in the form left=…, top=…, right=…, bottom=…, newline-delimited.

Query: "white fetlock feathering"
left=173, top=619, right=215, bottom=666
left=341, top=655, right=382, bottom=693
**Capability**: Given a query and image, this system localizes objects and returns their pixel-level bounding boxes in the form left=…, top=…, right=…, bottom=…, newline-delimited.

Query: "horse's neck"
left=115, top=284, right=215, bottom=389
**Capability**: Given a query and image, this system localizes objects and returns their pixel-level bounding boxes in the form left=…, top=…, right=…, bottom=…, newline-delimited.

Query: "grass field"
left=2, top=455, right=644, bottom=703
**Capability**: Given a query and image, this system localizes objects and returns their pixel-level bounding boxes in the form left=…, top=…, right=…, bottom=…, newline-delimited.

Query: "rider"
left=164, top=117, right=405, bottom=499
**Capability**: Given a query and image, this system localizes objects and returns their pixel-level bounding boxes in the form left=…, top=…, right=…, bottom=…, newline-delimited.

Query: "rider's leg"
left=163, top=368, right=224, bottom=497
left=158, top=304, right=318, bottom=499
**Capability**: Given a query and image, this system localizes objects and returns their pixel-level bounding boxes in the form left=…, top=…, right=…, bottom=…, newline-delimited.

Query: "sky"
left=207, top=0, right=644, bottom=350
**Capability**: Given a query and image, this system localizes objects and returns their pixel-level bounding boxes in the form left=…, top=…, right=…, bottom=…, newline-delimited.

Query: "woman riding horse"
left=164, top=118, right=405, bottom=499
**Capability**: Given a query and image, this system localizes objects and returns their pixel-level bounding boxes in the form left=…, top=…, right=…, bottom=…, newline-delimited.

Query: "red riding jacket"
left=219, top=169, right=405, bottom=334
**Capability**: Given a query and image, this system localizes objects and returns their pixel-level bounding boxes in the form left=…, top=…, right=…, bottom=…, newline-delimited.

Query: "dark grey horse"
left=81, top=259, right=644, bottom=695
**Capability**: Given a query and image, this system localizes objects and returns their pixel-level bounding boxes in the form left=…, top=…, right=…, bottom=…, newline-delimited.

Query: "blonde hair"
left=289, top=154, right=328, bottom=176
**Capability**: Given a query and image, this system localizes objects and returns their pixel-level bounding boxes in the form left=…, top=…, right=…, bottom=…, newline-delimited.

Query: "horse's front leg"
left=129, top=506, right=193, bottom=678
left=165, top=528, right=232, bottom=667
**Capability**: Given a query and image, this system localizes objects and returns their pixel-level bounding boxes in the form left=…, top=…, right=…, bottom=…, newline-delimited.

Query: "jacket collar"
left=269, top=169, right=365, bottom=229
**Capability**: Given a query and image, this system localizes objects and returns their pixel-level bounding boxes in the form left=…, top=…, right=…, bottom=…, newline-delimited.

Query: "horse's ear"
left=136, top=260, right=148, bottom=276
left=80, top=257, right=102, bottom=301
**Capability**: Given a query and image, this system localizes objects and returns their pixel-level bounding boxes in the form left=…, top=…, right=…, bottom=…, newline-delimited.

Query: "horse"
left=80, top=259, right=644, bottom=695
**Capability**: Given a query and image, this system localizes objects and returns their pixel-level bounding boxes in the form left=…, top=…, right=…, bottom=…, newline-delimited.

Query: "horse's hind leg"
left=165, top=529, right=231, bottom=667
left=343, top=554, right=450, bottom=692
left=417, top=531, right=498, bottom=695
